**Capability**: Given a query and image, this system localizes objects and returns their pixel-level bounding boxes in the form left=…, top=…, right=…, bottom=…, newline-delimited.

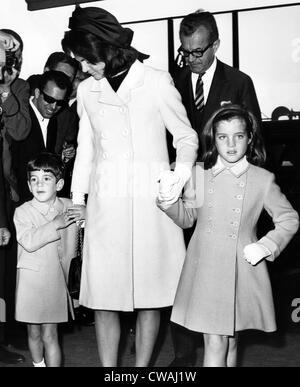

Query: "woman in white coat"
left=62, top=6, right=198, bottom=367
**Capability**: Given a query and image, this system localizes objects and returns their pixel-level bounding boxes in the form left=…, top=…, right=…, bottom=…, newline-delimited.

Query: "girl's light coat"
left=163, top=163, right=299, bottom=335
left=71, top=60, right=198, bottom=310
left=14, top=198, right=77, bottom=323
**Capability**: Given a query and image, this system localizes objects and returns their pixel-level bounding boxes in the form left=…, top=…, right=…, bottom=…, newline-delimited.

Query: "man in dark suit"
left=27, top=52, right=80, bottom=197
left=173, top=11, right=260, bottom=160
left=169, top=10, right=261, bottom=367
left=0, top=145, right=10, bottom=246
left=13, top=70, right=71, bottom=203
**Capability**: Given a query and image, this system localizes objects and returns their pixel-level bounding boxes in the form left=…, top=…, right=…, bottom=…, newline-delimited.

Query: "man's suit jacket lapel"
left=203, top=60, right=227, bottom=125
left=46, top=117, right=58, bottom=153
left=70, top=100, right=77, bottom=115
left=29, top=105, right=57, bottom=153
left=0, top=139, right=7, bottom=227
left=29, top=105, right=46, bottom=151
left=175, top=67, right=197, bottom=129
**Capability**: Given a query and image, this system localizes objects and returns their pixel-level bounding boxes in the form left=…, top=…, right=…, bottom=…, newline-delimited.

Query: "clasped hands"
left=53, top=205, right=86, bottom=230
left=62, top=142, right=76, bottom=164
left=65, top=205, right=86, bottom=223
left=157, top=164, right=191, bottom=209
left=157, top=170, right=182, bottom=205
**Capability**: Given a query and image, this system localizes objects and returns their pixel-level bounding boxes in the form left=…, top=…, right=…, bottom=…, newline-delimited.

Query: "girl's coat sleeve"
left=258, top=174, right=299, bottom=261
left=162, top=198, right=198, bottom=229
left=14, top=206, right=60, bottom=253
left=161, top=175, right=199, bottom=229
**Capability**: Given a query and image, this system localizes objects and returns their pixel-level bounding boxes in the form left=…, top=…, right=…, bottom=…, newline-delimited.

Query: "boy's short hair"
left=27, top=152, right=65, bottom=182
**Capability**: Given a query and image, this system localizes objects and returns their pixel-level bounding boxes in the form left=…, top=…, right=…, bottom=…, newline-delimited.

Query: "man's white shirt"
left=30, top=97, right=49, bottom=147
left=191, top=56, right=217, bottom=104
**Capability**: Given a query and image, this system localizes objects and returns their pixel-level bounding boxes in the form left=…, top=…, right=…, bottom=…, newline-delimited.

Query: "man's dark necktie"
left=195, top=73, right=205, bottom=111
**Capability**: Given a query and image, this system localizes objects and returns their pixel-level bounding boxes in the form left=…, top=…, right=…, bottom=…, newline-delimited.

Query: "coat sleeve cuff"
left=71, top=192, right=85, bottom=205
left=257, top=236, right=279, bottom=262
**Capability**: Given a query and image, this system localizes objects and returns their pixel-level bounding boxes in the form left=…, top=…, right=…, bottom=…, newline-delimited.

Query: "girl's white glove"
left=157, top=164, right=191, bottom=206
left=243, top=243, right=271, bottom=266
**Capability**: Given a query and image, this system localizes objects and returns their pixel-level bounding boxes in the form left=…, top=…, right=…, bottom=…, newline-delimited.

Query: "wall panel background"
left=0, top=0, right=299, bottom=119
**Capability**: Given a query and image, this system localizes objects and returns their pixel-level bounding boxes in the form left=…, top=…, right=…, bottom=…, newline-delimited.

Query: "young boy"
left=14, top=152, right=79, bottom=367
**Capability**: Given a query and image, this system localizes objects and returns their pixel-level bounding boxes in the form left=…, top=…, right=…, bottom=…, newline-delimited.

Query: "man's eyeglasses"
left=178, top=41, right=214, bottom=59
left=41, top=90, right=67, bottom=107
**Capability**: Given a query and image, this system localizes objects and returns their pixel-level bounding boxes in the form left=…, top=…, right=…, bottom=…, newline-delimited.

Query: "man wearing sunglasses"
left=169, top=10, right=261, bottom=368
left=13, top=70, right=71, bottom=203
left=27, top=52, right=79, bottom=170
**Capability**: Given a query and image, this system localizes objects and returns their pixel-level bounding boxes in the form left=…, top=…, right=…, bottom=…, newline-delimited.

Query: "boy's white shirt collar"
left=30, top=97, right=49, bottom=124
left=212, top=155, right=249, bottom=178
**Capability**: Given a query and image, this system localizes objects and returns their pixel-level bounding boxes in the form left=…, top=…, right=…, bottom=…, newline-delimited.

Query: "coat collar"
left=212, top=156, right=249, bottom=178
left=89, top=60, right=145, bottom=106
left=30, top=197, right=64, bottom=217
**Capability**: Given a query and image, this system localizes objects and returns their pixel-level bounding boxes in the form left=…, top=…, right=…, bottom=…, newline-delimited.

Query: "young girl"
left=158, top=104, right=299, bottom=367
left=13, top=153, right=79, bottom=367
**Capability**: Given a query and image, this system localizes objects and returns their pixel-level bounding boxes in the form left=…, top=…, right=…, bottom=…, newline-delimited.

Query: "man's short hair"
left=27, top=152, right=65, bottom=181
left=180, top=11, right=219, bottom=43
left=45, top=51, right=78, bottom=73
left=38, top=70, right=71, bottom=94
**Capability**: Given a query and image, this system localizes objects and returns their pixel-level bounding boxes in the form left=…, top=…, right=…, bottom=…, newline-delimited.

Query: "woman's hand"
left=157, top=170, right=182, bottom=205
left=0, top=31, right=20, bottom=51
left=0, top=227, right=11, bottom=246
left=53, top=213, right=75, bottom=230
left=66, top=205, right=86, bottom=222
left=62, top=142, right=76, bottom=163
left=157, top=171, right=180, bottom=210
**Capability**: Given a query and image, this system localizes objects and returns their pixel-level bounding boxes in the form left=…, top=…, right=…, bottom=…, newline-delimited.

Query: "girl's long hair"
left=201, top=104, right=266, bottom=169
left=62, top=30, right=139, bottom=77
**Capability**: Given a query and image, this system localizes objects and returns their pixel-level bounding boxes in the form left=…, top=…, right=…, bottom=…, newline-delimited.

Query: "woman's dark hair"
left=27, top=152, right=65, bottom=182
left=201, top=104, right=266, bottom=169
left=62, top=30, right=139, bottom=77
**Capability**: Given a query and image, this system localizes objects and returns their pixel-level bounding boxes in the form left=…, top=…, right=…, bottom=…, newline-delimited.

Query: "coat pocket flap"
left=17, top=258, right=40, bottom=272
